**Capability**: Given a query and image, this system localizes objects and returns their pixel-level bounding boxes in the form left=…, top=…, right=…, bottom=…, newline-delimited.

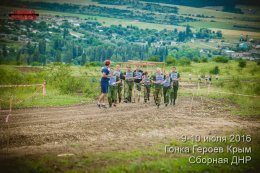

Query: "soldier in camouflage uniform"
left=123, top=65, right=135, bottom=103
left=108, top=68, right=121, bottom=107
left=152, top=68, right=164, bottom=108
left=163, top=73, right=172, bottom=107
left=114, top=65, right=123, bottom=103
left=133, top=65, right=143, bottom=103
left=170, top=66, right=180, bottom=105
left=141, top=72, right=151, bottom=103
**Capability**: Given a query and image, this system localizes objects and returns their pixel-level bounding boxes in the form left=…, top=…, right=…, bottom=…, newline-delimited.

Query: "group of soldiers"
left=97, top=60, right=180, bottom=109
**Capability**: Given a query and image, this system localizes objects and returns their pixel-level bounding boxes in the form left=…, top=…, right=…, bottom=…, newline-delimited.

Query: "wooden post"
left=7, top=96, right=12, bottom=153
left=42, top=80, right=46, bottom=96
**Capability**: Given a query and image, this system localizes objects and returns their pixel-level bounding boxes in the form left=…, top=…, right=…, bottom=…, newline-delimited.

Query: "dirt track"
left=0, top=97, right=259, bottom=157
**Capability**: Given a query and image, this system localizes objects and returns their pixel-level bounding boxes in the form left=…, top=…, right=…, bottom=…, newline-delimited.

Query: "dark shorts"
left=101, top=82, right=109, bottom=94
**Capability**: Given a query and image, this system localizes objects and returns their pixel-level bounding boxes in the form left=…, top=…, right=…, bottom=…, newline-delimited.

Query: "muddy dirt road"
left=0, top=97, right=259, bottom=157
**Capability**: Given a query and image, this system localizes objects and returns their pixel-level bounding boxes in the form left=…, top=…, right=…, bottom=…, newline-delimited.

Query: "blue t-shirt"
left=101, top=67, right=110, bottom=83
left=109, top=76, right=117, bottom=86
left=143, top=76, right=151, bottom=86
left=164, top=77, right=171, bottom=87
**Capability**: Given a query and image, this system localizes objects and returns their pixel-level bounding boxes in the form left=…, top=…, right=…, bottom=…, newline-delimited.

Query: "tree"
left=63, top=28, right=69, bottom=39
left=55, top=51, right=62, bottom=62
left=216, top=30, right=222, bottom=38
left=185, top=25, right=193, bottom=38
left=81, top=53, right=87, bottom=65
left=177, top=31, right=185, bottom=42
left=39, top=40, right=46, bottom=54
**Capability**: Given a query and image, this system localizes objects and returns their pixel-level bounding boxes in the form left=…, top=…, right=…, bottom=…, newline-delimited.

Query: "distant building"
left=222, top=49, right=235, bottom=57
left=233, top=52, right=253, bottom=60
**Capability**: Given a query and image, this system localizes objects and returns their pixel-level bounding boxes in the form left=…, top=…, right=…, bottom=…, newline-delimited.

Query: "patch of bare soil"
left=0, top=97, right=259, bottom=158
left=15, top=66, right=42, bottom=73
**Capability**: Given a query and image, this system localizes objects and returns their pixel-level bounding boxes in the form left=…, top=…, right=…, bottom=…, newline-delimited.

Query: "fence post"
left=42, top=80, right=46, bottom=96
left=6, top=96, right=12, bottom=153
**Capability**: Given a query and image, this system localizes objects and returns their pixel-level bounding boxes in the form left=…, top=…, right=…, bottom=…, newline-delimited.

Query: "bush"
left=165, top=55, right=176, bottom=66
left=192, top=57, right=199, bottom=63
left=201, top=57, right=208, bottom=62
left=47, top=64, right=100, bottom=96
left=59, top=77, right=85, bottom=94
left=147, top=55, right=160, bottom=62
left=213, top=56, right=229, bottom=63
left=85, top=61, right=104, bottom=67
left=238, top=59, right=247, bottom=68
left=209, top=66, right=219, bottom=74
left=31, top=62, right=42, bottom=66
left=178, top=57, right=191, bottom=66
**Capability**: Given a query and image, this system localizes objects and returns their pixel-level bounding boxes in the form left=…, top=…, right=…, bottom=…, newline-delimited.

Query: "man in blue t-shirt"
left=97, top=60, right=111, bottom=108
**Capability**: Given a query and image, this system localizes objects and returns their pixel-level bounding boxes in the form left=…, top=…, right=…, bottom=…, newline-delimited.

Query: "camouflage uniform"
left=114, top=70, right=123, bottom=103
left=108, top=75, right=119, bottom=107
left=133, top=70, right=143, bottom=102
left=163, top=77, right=172, bottom=105
left=124, top=71, right=135, bottom=102
left=143, top=76, right=151, bottom=102
left=170, top=72, right=180, bottom=105
left=153, top=74, right=164, bottom=106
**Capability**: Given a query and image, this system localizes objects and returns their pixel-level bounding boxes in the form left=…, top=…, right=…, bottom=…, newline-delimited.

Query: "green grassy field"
left=1, top=60, right=259, bottom=116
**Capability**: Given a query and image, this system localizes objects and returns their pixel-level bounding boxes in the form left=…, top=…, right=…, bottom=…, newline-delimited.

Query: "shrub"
left=213, top=56, right=229, bottom=63
left=210, top=66, right=219, bottom=74
left=201, top=57, right=208, bottom=62
left=192, top=57, right=199, bottom=63
left=59, top=77, right=85, bottom=94
left=165, top=55, right=176, bottom=66
left=238, top=59, right=246, bottom=68
left=178, top=57, right=191, bottom=66
left=147, top=55, right=160, bottom=62
left=85, top=61, right=103, bottom=67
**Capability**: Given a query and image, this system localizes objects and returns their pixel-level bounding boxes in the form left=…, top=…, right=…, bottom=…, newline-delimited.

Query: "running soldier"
left=163, top=73, right=172, bottom=107
left=170, top=66, right=180, bottom=105
left=108, top=68, right=121, bottom=108
left=152, top=68, right=164, bottom=108
left=189, top=73, right=192, bottom=81
left=123, top=65, right=135, bottom=103
left=133, top=65, right=143, bottom=103
left=216, top=74, right=219, bottom=80
left=114, top=65, right=123, bottom=103
left=198, top=74, right=202, bottom=83
left=141, top=72, right=151, bottom=103
left=209, top=74, right=212, bottom=83
left=205, top=75, right=208, bottom=84
left=97, top=60, right=110, bottom=108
